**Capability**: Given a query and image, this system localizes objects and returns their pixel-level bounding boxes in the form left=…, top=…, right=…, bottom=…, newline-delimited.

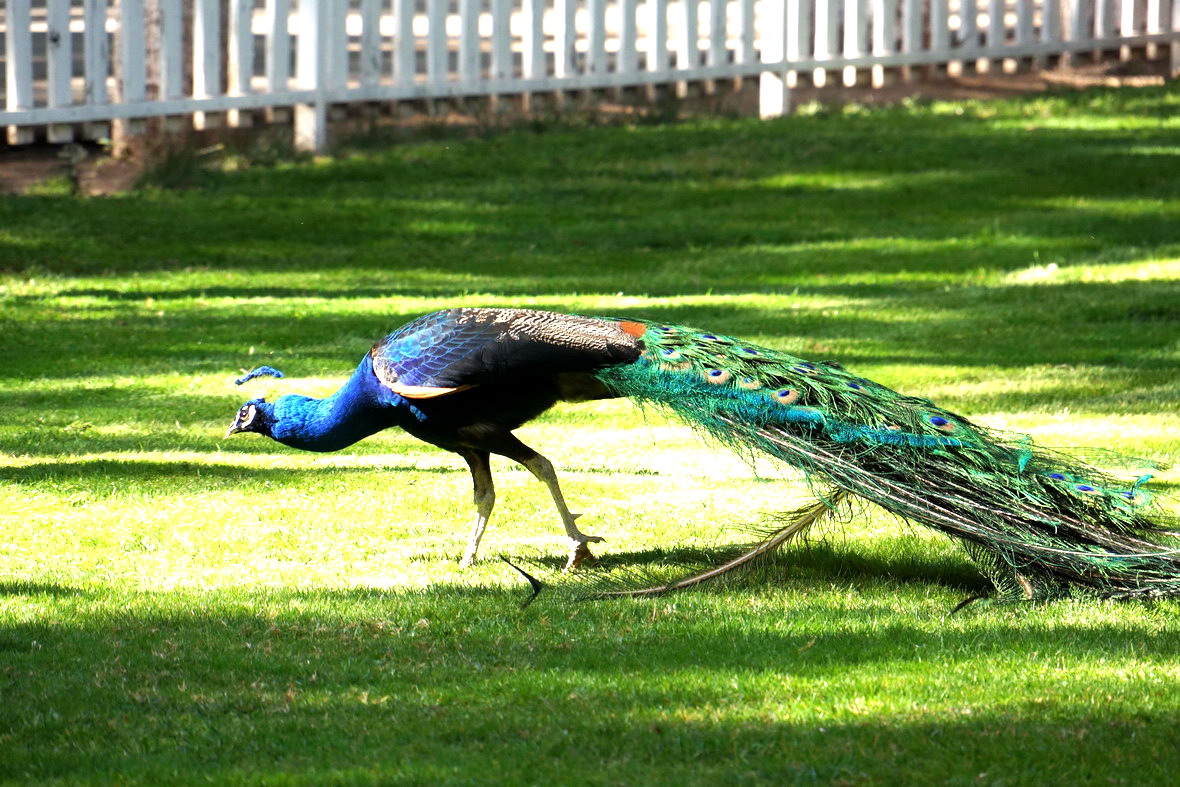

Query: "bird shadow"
left=528, top=538, right=992, bottom=596
left=0, top=581, right=89, bottom=598
left=0, top=458, right=460, bottom=486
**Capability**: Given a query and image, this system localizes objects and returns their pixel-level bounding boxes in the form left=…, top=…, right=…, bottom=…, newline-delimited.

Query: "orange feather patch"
left=618, top=321, right=647, bottom=338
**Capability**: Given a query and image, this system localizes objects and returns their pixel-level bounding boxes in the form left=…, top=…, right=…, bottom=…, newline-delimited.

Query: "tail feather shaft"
left=594, top=491, right=849, bottom=598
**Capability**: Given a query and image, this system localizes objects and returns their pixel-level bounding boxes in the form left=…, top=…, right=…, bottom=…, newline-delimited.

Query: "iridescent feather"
left=591, top=319, right=1179, bottom=601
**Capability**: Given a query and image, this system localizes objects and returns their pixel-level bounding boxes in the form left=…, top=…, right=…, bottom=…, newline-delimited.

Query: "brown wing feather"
left=370, top=308, right=644, bottom=398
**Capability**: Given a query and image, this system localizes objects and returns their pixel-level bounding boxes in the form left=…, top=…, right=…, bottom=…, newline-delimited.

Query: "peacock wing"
left=370, top=308, right=644, bottom=399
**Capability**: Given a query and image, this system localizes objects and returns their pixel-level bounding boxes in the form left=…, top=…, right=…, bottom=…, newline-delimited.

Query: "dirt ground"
left=0, top=56, right=1171, bottom=197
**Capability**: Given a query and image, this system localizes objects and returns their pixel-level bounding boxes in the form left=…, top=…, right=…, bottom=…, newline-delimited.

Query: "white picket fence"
left=2, top=0, right=1179, bottom=149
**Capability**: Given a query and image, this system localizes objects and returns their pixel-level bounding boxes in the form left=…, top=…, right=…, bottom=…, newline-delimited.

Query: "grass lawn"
left=2, top=85, right=1180, bottom=785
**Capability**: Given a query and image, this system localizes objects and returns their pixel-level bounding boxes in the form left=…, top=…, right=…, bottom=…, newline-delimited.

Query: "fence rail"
left=3, top=0, right=1179, bottom=149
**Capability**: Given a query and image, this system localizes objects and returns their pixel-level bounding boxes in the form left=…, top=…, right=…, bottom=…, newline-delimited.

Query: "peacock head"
left=225, top=397, right=277, bottom=439
left=227, top=365, right=285, bottom=439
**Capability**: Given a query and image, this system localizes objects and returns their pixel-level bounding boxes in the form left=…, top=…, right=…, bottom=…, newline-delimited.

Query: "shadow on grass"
left=0, top=459, right=460, bottom=485
left=5, top=277, right=1180, bottom=385
left=0, top=581, right=90, bottom=598
left=1, top=92, right=1179, bottom=329
left=531, top=539, right=995, bottom=601
left=540, top=533, right=990, bottom=582
left=2, top=577, right=1179, bottom=782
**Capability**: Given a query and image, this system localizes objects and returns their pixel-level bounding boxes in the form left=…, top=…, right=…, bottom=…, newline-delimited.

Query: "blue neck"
left=269, top=356, right=400, bottom=452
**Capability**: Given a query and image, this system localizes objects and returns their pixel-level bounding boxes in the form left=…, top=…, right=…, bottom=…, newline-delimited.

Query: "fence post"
left=1069, top=0, right=1088, bottom=44
left=986, top=0, right=1004, bottom=71
left=523, top=0, right=546, bottom=79
left=706, top=0, right=727, bottom=92
left=228, top=0, right=255, bottom=127
left=647, top=0, right=670, bottom=87
left=870, top=0, right=890, bottom=84
left=1043, top=0, right=1061, bottom=42
left=329, top=1, right=349, bottom=92
left=760, top=0, right=791, bottom=117
left=5, top=0, right=35, bottom=144
left=553, top=0, right=576, bottom=104
left=1118, top=0, right=1135, bottom=59
left=1172, top=0, right=1180, bottom=75
left=1062, top=0, right=1081, bottom=63
left=930, top=0, right=948, bottom=75
left=1042, top=0, right=1061, bottom=67
left=492, top=0, right=513, bottom=82
left=1015, top=0, right=1035, bottom=67
left=901, top=0, right=919, bottom=79
left=958, top=0, right=977, bottom=54
left=360, top=0, right=382, bottom=87
left=295, top=0, right=331, bottom=151
left=811, top=0, right=833, bottom=84
left=192, top=0, right=223, bottom=129
left=621, top=0, right=641, bottom=76
left=266, top=0, right=292, bottom=122
left=83, top=0, right=110, bottom=106
left=1145, top=0, right=1161, bottom=56
left=1095, top=0, right=1112, bottom=41
left=120, top=1, right=147, bottom=105
left=459, top=0, right=480, bottom=84
left=161, top=0, right=184, bottom=100
left=523, top=0, right=545, bottom=107
left=427, top=0, right=448, bottom=87
left=82, top=0, right=111, bottom=139
left=554, top=0, right=575, bottom=77
left=677, top=0, right=699, bottom=95
left=490, top=0, right=511, bottom=110
left=844, top=0, right=867, bottom=85
left=739, top=0, right=756, bottom=66
left=787, top=0, right=811, bottom=88
left=708, top=0, right=727, bottom=66
left=112, top=0, right=148, bottom=151
left=589, top=0, right=608, bottom=75
left=46, top=0, right=75, bottom=142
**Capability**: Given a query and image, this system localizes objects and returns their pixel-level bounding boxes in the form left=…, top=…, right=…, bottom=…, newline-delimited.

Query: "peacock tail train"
left=591, top=319, right=1179, bottom=601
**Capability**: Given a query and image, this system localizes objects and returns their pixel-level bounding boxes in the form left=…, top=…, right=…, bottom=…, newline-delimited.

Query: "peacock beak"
left=225, top=402, right=259, bottom=438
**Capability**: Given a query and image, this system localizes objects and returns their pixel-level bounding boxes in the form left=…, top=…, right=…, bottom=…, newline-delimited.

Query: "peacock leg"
left=459, top=449, right=495, bottom=567
left=519, top=453, right=604, bottom=571
left=480, top=432, right=603, bottom=570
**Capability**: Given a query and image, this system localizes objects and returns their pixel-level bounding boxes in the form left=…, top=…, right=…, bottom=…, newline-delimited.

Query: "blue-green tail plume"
left=593, top=320, right=1178, bottom=600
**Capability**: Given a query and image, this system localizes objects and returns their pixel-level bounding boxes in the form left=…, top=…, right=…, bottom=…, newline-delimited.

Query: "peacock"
left=227, top=307, right=1180, bottom=600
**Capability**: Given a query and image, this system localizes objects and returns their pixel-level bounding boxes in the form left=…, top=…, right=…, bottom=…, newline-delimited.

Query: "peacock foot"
left=459, top=536, right=486, bottom=568
left=564, top=537, right=603, bottom=571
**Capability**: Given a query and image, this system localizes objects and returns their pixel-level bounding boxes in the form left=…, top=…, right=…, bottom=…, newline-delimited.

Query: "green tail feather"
left=593, top=319, right=1180, bottom=600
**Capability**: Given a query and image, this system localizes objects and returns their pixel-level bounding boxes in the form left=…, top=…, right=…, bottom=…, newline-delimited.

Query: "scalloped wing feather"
left=370, top=308, right=643, bottom=397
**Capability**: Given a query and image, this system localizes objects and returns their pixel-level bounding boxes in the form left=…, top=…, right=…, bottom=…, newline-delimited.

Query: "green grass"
left=3, top=85, right=1180, bottom=784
